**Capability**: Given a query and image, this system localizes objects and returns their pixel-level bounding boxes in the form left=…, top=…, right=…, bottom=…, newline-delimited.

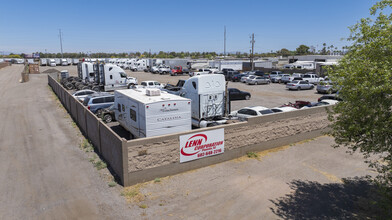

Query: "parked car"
left=318, top=94, right=343, bottom=102
left=315, top=99, right=339, bottom=105
left=140, top=81, right=163, bottom=89
left=241, top=73, right=254, bottom=83
left=83, top=93, right=115, bottom=114
left=281, top=100, right=313, bottom=109
left=280, top=74, right=292, bottom=84
left=228, top=88, right=251, bottom=100
left=72, top=89, right=98, bottom=102
left=246, top=76, right=271, bottom=85
left=231, top=73, right=247, bottom=82
left=99, top=105, right=116, bottom=123
left=316, top=81, right=338, bottom=94
left=302, top=73, right=324, bottom=84
left=271, top=106, right=297, bottom=113
left=270, top=74, right=283, bottom=83
left=220, top=70, right=240, bottom=81
left=269, top=71, right=283, bottom=79
left=230, top=106, right=274, bottom=119
left=286, top=80, right=314, bottom=90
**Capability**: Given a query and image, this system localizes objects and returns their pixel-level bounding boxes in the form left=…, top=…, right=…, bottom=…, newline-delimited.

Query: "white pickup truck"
left=302, top=73, right=324, bottom=84
left=189, top=68, right=212, bottom=77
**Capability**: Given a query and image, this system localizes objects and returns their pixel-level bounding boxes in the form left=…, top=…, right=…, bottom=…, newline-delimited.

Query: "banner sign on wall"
left=180, top=128, right=224, bottom=163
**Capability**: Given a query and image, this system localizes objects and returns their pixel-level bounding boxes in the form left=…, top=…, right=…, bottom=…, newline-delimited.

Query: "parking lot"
left=40, top=65, right=323, bottom=111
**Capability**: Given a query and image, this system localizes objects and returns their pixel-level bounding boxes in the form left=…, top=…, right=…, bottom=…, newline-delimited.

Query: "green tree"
left=278, top=48, right=291, bottom=56
left=328, top=0, right=392, bottom=208
left=295, top=44, right=310, bottom=55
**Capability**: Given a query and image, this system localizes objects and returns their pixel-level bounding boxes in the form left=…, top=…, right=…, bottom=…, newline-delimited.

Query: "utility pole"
left=250, top=33, right=255, bottom=71
left=224, top=26, right=226, bottom=58
left=59, top=29, right=63, bottom=58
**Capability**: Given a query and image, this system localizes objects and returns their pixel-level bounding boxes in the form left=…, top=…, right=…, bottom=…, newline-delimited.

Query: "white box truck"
left=115, top=88, right=191, bottom=138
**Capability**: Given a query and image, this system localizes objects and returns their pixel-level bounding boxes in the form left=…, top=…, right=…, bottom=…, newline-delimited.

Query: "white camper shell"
left=179, top=74, right=226, bottom=127
left=115, top=88, right=191, bottom=138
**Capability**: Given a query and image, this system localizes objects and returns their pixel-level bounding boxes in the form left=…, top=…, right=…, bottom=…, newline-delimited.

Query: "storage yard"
left=40, top=65, right=322, bottom=110
left=0, top=64, right=377, bottom=219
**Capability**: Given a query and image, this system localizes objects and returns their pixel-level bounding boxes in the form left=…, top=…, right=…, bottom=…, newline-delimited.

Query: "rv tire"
left=65, top=82, right=74, bottom=90
left=92, top=86, right=100, bottom=92
left=103, top=114, right=113, bottom=123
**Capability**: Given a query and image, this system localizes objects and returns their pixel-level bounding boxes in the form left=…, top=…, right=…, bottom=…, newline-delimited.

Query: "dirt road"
left=0, top=65, right=135, bottom=219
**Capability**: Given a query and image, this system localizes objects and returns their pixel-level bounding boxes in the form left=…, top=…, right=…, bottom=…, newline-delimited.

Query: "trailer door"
left=127, top=99, right=140, bottom=137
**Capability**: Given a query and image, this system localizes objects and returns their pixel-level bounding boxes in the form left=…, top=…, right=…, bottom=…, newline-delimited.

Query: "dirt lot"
left=0, top=65, right=136, bottom=219
left=40, top=65, right=323, bottom=110
left=123, top=136, right=379, bottom=219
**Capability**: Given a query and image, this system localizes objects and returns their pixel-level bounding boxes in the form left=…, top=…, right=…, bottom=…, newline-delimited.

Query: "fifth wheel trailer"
left=114, top=88, right=191, bottom=138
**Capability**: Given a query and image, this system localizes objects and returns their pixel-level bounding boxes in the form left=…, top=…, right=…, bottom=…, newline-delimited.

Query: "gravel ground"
left=0, top=65, right=137, bottom=219
left=40, top=65, right=324, bottom=110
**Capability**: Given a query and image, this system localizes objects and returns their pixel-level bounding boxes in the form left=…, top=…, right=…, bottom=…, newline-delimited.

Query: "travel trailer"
left=114, top=88, right=191, bottom=138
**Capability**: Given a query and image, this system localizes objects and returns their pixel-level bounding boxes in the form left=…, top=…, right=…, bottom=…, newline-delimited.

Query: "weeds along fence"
left=48, top=73, right=332, bottom=186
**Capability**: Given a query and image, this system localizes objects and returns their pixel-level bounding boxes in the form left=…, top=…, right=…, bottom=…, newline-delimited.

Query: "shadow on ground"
left=270, top=177, right=389, bottom=219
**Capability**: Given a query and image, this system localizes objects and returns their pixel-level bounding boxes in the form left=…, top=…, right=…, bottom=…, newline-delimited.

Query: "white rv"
left=61, top=58, right=68, bottom=66
left=114, top=88, right=191, bottom=138
left=47, top=59, right=56, bottom=66
left=55, top=58, right=61, bottom=65
left=178, top=74, right=227, bottom=127
left=66, top=58, right=72, bottom=65
left=72, top=58, right=79, bottom=65
left=40, top=58, right=47, bottom=66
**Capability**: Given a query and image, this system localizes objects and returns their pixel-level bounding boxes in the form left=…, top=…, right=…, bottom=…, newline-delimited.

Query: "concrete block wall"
left=76, top=103, right=87, bottom=135
left=47, top=75, right=127, bottom=185
left=85, top=110, right=101, bottom=153
left=125, top=106, right=331, bottom=185
left=99, top=123, right=127, bottom=183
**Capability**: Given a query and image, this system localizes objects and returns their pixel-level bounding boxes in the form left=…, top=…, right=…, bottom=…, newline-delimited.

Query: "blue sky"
left=0, top=0, right=379, bottom=54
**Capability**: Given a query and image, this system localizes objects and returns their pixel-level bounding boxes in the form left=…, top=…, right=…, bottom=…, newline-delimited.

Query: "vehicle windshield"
left=259, top=109, right=274, bottom=115
left=291, top=80, right=299, bottom=84
left=249, top=76, right=255, bottom=79
left=119, top=72, right=127, bottom=78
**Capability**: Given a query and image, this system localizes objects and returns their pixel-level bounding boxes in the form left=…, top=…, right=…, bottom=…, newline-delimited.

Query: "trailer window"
left=110, top=75, right=113, bottom=79
left=192, top=81, right=196, bottom=90
left=130, top=109, right=136, bottom=122
left=118, top=104, right=121, bottom=112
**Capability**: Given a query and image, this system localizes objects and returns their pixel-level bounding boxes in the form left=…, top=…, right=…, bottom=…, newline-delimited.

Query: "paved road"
left=0, top=65, right=134, bottom=219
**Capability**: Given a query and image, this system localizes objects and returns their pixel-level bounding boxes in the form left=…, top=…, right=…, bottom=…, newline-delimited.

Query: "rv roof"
left=116, top=88, right=190, bottom=104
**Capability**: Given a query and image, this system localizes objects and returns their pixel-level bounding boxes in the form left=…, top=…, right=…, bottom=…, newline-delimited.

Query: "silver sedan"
left=286, top=80, right=314, bottom=90
left=246, top=76, right=271, bottom=85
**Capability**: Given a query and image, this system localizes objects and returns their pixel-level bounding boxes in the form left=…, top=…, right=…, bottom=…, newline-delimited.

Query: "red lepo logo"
left=181, top=134, right=207, bottom=156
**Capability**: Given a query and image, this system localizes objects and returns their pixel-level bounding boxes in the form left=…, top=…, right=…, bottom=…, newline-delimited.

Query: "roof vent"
left=146, top=88, right=161, bottom=96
